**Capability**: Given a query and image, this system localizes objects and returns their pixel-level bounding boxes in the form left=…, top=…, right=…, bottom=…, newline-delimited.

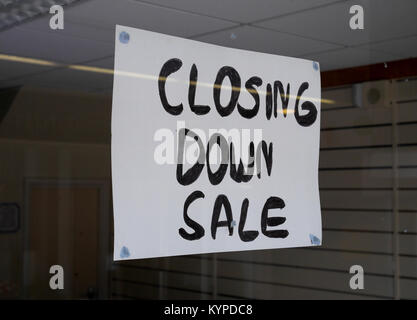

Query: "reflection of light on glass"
left=68, top=65, right=114, bottom=75
left=317, top=98, right=334, bottom=104
left=69, top=65, right=178, bottom=82
left=115, top=70, right=178, bottom=82
left=0, top=53, right=334, bottom=104
left=0, top=54, right=58, bottom=66
left=277, top=109, right=295, bottom=114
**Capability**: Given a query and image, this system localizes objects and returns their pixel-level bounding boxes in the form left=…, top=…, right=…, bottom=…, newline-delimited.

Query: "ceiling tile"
left=302, top=47, right=400, bottom=71
left=2, top=0, right=414, bottom=85
left=63, top=0, right=237, bottom=38
left=194, top=25, right=341, bottom=58
left=17, top=15, right=115, bottom=44
left=358, top=36, right=417, bottom=59
left=256, top=0, right=417, bottom=46
left=137, top=0, right=340, bottom=23
left=0, top=27, right=114, bottom=64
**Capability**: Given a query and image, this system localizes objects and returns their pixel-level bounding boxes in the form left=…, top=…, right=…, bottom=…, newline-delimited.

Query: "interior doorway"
left=23, top=179, right=110, bottom=299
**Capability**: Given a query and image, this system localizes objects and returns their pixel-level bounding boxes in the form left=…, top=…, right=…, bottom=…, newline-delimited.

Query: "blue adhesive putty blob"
left=309, top=234, right=321, bottom=245
left=119, top=31, right=130, bottom=44
left=120, top=246, right=130, bottom=258
left=313, top=61, right=319, bottom=71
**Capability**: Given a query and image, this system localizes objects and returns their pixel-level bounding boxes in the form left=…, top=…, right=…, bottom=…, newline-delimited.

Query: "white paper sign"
left=112, top=25, right=322, bottom=261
